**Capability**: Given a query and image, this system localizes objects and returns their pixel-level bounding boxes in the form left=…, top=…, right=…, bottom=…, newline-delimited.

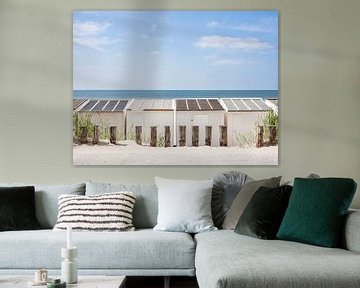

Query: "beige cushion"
left=222, top=177, right=281, bottom=230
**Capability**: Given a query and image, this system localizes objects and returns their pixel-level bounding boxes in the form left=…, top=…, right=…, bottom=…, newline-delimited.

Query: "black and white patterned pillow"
left=53, top=192, right=136, bottom=231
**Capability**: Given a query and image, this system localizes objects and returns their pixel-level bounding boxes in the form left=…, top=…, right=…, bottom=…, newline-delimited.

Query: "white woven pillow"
left=53, top=192, right=135, bottom=231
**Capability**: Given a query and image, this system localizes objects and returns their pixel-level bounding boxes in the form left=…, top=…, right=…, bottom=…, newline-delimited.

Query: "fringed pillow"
left=53, top=192, right=135, bottom=231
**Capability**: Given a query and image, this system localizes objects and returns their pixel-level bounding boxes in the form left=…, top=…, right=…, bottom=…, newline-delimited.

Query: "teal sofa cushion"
left=195, top=230, right=360, bottom=288
left=0, top=229, right=195, bottom=271
left=277, top=178, right=357, bottom=247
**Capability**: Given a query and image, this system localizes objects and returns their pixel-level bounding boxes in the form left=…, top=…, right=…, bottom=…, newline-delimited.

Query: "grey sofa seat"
left=0, top=229, right=195, bottom=276
left=195, top=230, right=360, bottom=288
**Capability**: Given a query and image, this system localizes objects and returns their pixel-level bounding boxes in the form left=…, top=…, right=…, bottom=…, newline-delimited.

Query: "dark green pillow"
left=277, top=178, right=357, bottom=247
left=0, top=186, right=41, bottom=231
left=235, top=185, right=292, bottom=239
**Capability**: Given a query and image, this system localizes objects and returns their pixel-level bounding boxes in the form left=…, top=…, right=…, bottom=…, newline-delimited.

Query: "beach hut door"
left=220, top=126, right=227, bottom=146
left=179, top=126, right=186, bottom=146
left=205, top=126, right=212, bottom=146
left=192, top=126, right=199, bottom=147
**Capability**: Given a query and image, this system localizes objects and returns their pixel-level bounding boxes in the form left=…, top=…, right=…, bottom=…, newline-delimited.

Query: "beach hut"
left=126, top=99, right=174, bottom=146
left=175, top=99, right=225, bottom=147
left=74, top=99, right=129, bottom=140
left=221, top=98, right=274, bottom=147
left=265, top=98, right=279, bottom=114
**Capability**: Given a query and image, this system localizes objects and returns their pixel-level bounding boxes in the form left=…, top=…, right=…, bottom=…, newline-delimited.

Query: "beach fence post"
left=136, top=126, right=142, bottom=145
left=269, top=126, right=277, bottom=145
left=150, top=126, right=157, bottom=147
left=205, top=126, right=212, bottom=146
left=192, top=126, right=199, bottom=147
left=179, top=126, right=186, bottom=146
left=220, top=126, right=227, bottom=147
left=93, top=125, right=99, bottom=145
left=110, top=126, right=117, bottom=144
left=256, top=126, right=264, bottom=148
left=79, top=126, right=88, bottom=144
left=164, top=126, right=171, bottom=147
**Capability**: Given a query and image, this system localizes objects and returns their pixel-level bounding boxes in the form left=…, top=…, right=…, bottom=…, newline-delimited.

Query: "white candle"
left=67, top=225, right=72, bottom=249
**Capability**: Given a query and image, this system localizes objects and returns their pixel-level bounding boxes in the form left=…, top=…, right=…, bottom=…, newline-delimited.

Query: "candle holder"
left=61, top=247, right=78, bottom=284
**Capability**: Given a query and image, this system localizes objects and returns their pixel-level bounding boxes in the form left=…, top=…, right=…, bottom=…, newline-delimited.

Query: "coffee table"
left=0, top=275, right=126, bottom=288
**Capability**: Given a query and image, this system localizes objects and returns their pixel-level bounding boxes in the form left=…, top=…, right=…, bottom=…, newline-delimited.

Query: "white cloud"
left=203, top=55, right=241, bottom=66
left=73, top=21, right=118, bottom=52
left=73, top=37, right=120, bottom=52
left=211, top=59, right=240, bottom=66
left=230, top=24, right=272, bottom=33
left=150, top=51, right=160, bottom=55
left=73, top=21, right=112, bottom=37
left=195, top=35, right=272, bottom=51
left=207, top=21, right=219, bottom=28
left=141, top=34, right=149, bottom=40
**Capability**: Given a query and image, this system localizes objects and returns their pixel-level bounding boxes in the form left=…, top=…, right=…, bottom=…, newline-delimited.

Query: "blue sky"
left=73, top=11, right=278, bottom=90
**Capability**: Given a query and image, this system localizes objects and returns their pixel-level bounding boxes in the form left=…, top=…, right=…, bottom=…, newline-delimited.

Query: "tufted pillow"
left=212, top=171, right=250, bottom=228
left=53, top=192, right=135, bottom=232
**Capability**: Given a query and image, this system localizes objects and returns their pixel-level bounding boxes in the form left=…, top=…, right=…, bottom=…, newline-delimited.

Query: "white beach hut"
left=126, top=99, right=175, bottom=146
left=74, top=99, right=129, bottom=139
left=221, top=98, right=274, bottom=147
left=175, top=99, right=225, bottom=147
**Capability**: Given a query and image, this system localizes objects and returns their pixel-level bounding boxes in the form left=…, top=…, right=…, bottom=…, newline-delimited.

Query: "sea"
left=73, top=90, right=278, bottom=100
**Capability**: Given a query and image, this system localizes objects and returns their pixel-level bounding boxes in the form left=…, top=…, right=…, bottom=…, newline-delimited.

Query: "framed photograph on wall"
left=72, top=11, right=278, bottom=165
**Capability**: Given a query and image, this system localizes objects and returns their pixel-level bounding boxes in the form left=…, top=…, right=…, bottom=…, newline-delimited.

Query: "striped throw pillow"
left=53, top=192, right=136, bottom=231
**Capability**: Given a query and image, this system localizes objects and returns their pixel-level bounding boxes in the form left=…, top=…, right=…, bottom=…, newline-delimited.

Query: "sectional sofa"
left=0, top=181, right=360, bottom=288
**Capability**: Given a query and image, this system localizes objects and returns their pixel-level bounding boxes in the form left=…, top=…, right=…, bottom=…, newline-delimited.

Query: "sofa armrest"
left=342, top=209, right=360, bottom=253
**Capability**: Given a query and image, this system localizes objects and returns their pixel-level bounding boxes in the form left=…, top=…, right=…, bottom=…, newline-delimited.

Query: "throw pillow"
left=53, top=192, right=136, bottom=231
left=153, top=177, right=217, bottom=233
left=0, top=183, right=86, bottom=228
left=234, top=185, right=293, bottom=239
left=0, top=186, right=41, bottom=231
left=212, top=171, right=251, bottom=228
left=86, top=181, right=158, bottom=229
left=277, top=178, right=357, bottom=248
left=222, top=176, right=281, bottom=230
left=282, top=173, right=320, bottom=186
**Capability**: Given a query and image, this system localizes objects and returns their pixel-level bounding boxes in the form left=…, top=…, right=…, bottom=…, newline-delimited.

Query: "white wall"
left=126, top=111, right=174, bottom=144
left=0, top=0, right=359, bottom=207
left=227, top=111, right=268, bottom=147
left=176, top=111, right=225, bottom=146
left=77, top=112, right=126, bottom=139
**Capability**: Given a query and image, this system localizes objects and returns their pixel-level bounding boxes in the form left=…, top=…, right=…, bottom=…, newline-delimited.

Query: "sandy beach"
left=73, top=140, right=278, bottom=166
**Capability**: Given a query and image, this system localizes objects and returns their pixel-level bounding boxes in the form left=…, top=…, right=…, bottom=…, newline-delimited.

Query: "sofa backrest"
left=0, top=183, right=86, bottom=229
left=86, top=181, right=158, bottom=229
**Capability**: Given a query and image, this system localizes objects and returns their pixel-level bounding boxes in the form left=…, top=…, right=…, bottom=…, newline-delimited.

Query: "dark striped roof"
left=74, top=99, right=129, bottom=112
left=176, top=99, right=224, bottom=111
